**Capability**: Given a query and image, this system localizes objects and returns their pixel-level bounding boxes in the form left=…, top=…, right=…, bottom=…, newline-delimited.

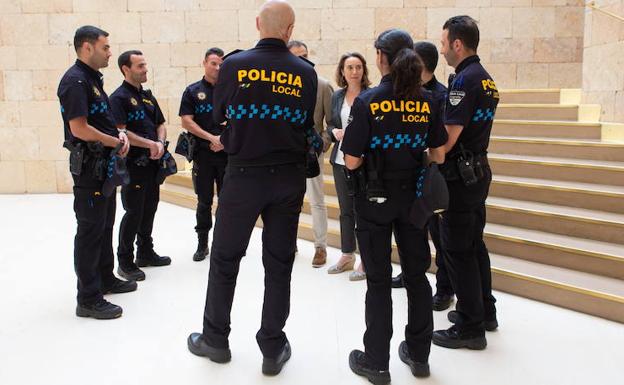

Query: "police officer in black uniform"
left=179, top=47, right=227, bottom=262
left=432, top=15, right=499, bottom=350
left=392, top=41, right=455, bottom=311
left=187, top=0, right=318, bottom=376
left=341, top=29, right=447, bottom=384
left=57, top=26, right=136, bottom=320
left=109, top=50, right=171, bottom=282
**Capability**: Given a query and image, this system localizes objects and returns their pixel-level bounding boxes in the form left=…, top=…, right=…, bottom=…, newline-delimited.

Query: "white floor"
left=1, top=194, right=622, bottom=385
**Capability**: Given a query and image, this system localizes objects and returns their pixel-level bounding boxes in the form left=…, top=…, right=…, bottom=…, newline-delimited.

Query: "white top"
left=335, top=98, right=351, bottom=166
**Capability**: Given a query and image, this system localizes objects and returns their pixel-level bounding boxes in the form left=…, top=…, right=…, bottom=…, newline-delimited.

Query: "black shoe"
left=117, top=265, right=146, bottom=281
left=398, top=341, right=430, bottom=378
left=187, top=333, right=231, bottom=363
left=348, top=350, right=391, bottom=385
left=432, top=325, right=486, bottom=350
left=432, top=293, right=454, bottom=311
left=262, top=341, right=292, bottom=376
left=391, top=273, right=404, bottom=289
left=448, top=310, right=498, bottom=331
left=76, top=299, right=122, bottom=319
left=102, top=277, right=138, bottom=294
left=136, top=251, right=171, bottom=267
left=193, top=246, right=209, bottom=262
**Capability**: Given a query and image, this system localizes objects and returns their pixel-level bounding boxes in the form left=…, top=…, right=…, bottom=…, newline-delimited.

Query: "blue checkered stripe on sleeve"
left=226, top=104, right=308, bottom=124
left=127, top=109, right=145, bottom=122
left=89, top=102, right=108, bottom=115
left=416, top=167, right=426, bottom=198
left=195, top=104, right=213, bottom=114
left=370, top=132, right=428, bottom=150
left=472, top=108, right=495, bottom=122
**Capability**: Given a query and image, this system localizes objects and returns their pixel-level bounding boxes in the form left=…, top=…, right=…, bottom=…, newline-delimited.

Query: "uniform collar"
left=380, top=74, right=392, bottom=84
left=122, top=80, right=142, bottom=94
left=256, top=38, right=288, bottom=49
left=455, top=55, right=480, bottom=74
left=75, top=59, right=104, bottom=85
left=423, top=75, right=439, bottom=91
left=201, top=77, right=215, bottom=88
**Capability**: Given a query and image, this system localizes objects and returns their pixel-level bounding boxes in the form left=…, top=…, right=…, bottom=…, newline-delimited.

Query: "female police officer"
left=341, top=29, right=447, bottom=384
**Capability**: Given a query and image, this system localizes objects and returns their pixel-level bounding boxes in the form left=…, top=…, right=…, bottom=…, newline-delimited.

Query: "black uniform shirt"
left=341, top=75, right=448, bottom=172
left=444, top=55, right=499, bottom=156
left=213, top=38, right=318, bottom=166
left=109, top=80, right=165, bottom=142
left=57, top=59, right=118, bottom=144
left=424, top=75, right=447, bottom=107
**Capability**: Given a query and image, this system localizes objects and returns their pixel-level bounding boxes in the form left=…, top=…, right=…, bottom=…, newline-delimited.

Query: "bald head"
left=256, top=0, right=295, bottom=42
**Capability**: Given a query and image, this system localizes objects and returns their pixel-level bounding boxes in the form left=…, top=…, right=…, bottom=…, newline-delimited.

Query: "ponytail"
left=391, top=48, right=423, bottom=101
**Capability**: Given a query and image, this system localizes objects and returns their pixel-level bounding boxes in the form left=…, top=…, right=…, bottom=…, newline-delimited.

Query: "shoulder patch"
left=448, top=90, right=465, bottom=106
left=223, top=49, right=244, bottom=60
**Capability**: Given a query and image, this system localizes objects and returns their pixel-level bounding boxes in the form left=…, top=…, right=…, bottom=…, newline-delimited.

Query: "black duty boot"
left=262, top=341, right=292, bottom=376
left=76, top=299, right=122, bottom=319
left=102, top=277, right=138, bottom=294
left=432, top=325, right=487, bottom=350
left=193, top=232, right=209, bottom=262
left=117, top=264, right=146, bottom=281
left=432, top=292, right=454, bottom=311
left=136, top=250, right=171, bottom=267
left=348, top=350, right=391, bottom=385
left=187, top=333, right=231, bottom=363
left=398, top=341, right=430, bottom=378
left=391, top=273, right=404, bottom=288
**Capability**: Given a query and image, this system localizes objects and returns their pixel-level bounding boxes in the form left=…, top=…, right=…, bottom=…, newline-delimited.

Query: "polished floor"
left=1, top=194, right=622, bottom=385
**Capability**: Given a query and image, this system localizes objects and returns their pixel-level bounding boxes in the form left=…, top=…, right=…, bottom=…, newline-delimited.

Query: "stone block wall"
left=1, top=0, right=586, bottom=193
left=582, top=0, right=624, bottom=123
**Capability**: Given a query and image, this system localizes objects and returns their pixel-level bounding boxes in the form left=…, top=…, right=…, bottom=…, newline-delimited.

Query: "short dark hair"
left=73, top=25, right=109, bottom=53
left=287, top=40, right=308, bottom=51
left=443, top=15, right=479, bottom=52
left=335, top=52, right=371, bottom=90
left=204, top=47, right=224, bottom=60
left=413, top=41, right=439, bottom=73
left=117, top=50, right=143, bottom=74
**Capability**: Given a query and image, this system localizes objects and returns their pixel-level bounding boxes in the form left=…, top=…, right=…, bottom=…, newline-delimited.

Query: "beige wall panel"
left=141, top=12, right=186, bottom=43
left=73, top=0, right=127, bottom=13
left=512, top=7, right=556, bottom=38
left=555, top=7, right=585, bottom=38
left=0, top=0, right=21, bottom=14
left=375, top=8, right=427, bottom=40
left=0, top=161, right=26, bottom=193
left=21, top=0, right=72, bottom=13
left=25, top=160, right=57, bottom=193
left=321, top=9, right=375, bottom=40
left=55, top=160, right=73, bottom=193
left=0, top=14, right=48, bottom=45
left=516, top=63, right=549, bottom=89
left=4, top=71, right=33, bottom=101
left=16, top=45, right=71, bottom=71
left=19, top=101, right=61, bottom=127
left=0, top=101, right=20, bottom=128
left=186, top=11, right=239, bottom=43
left=0, top=127, right=39, bottom=161
left=479, top=8, right=513, bottom=39
left=548, top=63, right=581, bottom=88
left=490, top=38, right=533, bottom=63
left=100, top=13, right=143, bottom=44
left=38, top=126, right=65, bottom=161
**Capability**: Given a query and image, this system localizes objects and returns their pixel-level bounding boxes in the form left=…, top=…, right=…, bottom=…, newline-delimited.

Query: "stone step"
left=496, top=104, right=580, bottom=121
left=489, top=136, right=624, bottom=162
left=498, top=89, right=562, bottom=104
left=492, top=120, right=602, bottom=140
left=488, top=154, right=624, bottom=186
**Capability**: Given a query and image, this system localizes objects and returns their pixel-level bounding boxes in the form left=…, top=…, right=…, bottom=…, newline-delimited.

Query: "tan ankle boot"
left=312, top=247, right=327, bottom=268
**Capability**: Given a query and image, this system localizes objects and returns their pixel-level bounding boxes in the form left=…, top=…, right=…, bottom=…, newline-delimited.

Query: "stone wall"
left=582, top=0, right=624, bottom=123
left=0, top=0, right=586, bottom=193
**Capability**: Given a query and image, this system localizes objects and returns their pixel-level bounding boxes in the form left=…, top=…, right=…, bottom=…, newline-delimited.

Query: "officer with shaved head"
left=187, top=1, right=319, bottom=376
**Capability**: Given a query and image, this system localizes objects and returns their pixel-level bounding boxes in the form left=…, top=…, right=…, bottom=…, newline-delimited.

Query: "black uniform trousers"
left=429, top=214, right=453, bottom=295
left=202, top=163, right=306, bottom=358
left=440, top=166, right=496, bottom=332
left=192, top=148, right=226, bottom=235
left=72, top=170, right=117, bottom=305
left=117, top=161, right=160, bottom=267
left=355, top=179, right=433, bottom=370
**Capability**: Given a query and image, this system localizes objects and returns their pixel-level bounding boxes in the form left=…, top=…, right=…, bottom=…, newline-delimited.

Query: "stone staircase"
left=161, top=89, right=624, bottom=324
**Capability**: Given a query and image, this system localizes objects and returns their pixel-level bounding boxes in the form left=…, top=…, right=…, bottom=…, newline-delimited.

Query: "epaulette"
left=298, top=55, right=315, bottom=68
left=223, top=49, right=244, bottom=60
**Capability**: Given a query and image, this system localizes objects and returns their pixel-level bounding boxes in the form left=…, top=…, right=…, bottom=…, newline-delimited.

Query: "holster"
left=63, top=140, right=85, bottom=176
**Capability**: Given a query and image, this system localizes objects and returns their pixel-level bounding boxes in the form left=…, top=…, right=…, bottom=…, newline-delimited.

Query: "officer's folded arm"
left=69, top=116, right=121, bottom=149
left=344, top=154, right=363, bottom=170
left=443, top=124, right=464, bottom=153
